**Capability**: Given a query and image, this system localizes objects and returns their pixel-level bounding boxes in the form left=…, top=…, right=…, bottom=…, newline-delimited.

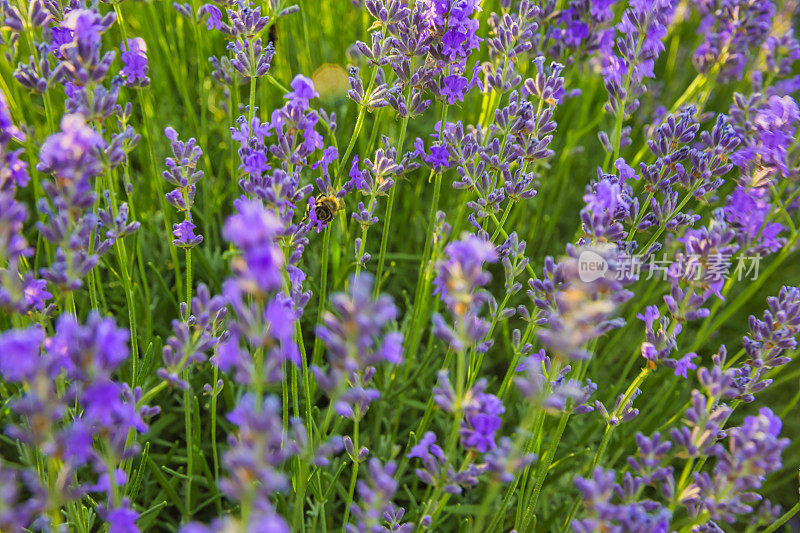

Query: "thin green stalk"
left=248, top=50, right=258, bottom=124
left=311, top=230, right=331, bottom=367
left=105, top=165, right=140, bottom=384
left=210, top=365, right=221, bottom=513
left=374, top=189, right=396, bottom=291
left=117, top=242, right=139, bottom=384
left=592, top=367, right=651, bottom=469
left=136, top=90, right=183, bottom=301
left=341, top=419, right=360, bottom=530
left=490, top=202, right=513, bottom=243
left=762, top=499, right=800, bottom=533
left=335, top=68, right=378, bottom=185
left=186, top=248, right=192, bottom=308
left=402, top=103, right=449, bottom=364
left=354, top=196, right=377, bottom=277
left=182, top=246, right=194, bottom=518
left=123, top=168, right=153, bottom=343
left=520, top=412, right=570, bottom=531
left=183, top=381, right=194, bottom=519
left=374, top=115, right=410, bottom=295
left=403, top=169, right=442, bottom=361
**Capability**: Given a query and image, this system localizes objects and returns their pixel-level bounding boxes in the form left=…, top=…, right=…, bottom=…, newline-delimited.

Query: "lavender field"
left=0, top=0, right=799, bottom=531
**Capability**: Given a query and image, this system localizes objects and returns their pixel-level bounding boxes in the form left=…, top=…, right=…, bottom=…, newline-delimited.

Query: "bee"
left=306, top=193, right=341, bottom=226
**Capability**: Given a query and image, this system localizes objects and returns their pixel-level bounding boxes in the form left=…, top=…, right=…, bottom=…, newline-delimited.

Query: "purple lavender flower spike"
left=531, top=245, right=633, bottom=361
left=219, top=394, right=294, bottom=529
left=346, top=459, right=412, bottom=533
left=681, top=408, right=788, bottom=524
left=573, top=467, right=673, bottom=532
left=160, top=284, right=227, bottom=388
left=694, top=0, right=775, bottom=82
left=461, top=380, right=505, bottom=453
left=312, top=274, right=402, bottom=420
left=38, top=114, right=105, bottom=183
left=162, top=126, right=205, bottom=248
left=120, top=37, right=149, bottom=87
left=432, top=233, right=498, bottom=351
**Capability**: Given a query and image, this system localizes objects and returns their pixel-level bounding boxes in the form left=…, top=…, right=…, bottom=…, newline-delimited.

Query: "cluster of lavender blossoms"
left=2, top=0, right=800, bottom=531
left=0, top=315, right=157, bottom=531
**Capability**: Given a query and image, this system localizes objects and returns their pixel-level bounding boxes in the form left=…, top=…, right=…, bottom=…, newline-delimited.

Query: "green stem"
left=248, top=44, right=257, bottom=124
left=183, top=381, right=194, bottom=519
left=311, top=230, right=331, bottom=367
left=490, top=202, right=513, bottom=243
left=374, top=189, right=396, bottom=291
left=107, top=165, right=140, bottom=384
left=210, top=365, right=221, bottom=512
left=374, top=115, right=409, bottom=295
left=341, top=419, right=360, bottom=530
left=762, top=500, right=800, bottom=533
left=354, top=197, right=376, bottom=276
left=118, top=242, right=139, bottom=385
left=404, top=169, right=443, bottom=359
left=518, top=411, right=570, bottom=530
left=182, top=246, right=193, bottom=518
left=136, top=90, right=183, bottom=301
left=591, top=367, right=651, bottom=469
left=402, top=103, right=449, bottom=364
left=186, top=248, right=192, bottom=307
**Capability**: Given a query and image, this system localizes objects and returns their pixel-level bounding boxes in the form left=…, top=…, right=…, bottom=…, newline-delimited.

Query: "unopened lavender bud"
left=343, top=436, right=355, bottom=458
left=357, top=446, right=369, bottom=461
left=598, top=131, right=613, bottom=152
left=499, top=307, right=516, bottom=320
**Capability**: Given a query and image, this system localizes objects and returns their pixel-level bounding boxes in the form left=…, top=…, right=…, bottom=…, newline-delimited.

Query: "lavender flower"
left=159, top=284, right=227, bottom=389
left=665, top=211, right=738, bottom=319
left=346, top=459, right=412, bottom=533
left=407, top=431, right=483, bottom=494
left=531, top=245, right=633, bottom=360
left=0, top=92, right=29, bottom=190
left=312, top=274, right=402, bottom=420
left=38, top=114, right=105, bottom=183
left=514, top=350, right=596, bottom=413
left=549, top=0, right=616, bottom=60
left=460, top=380, right=505, bottom=453
left=573, top=467, right=673, bottom=532
left=743, top=286, right=800, bottom=369
left=0, top=326, right=45, bottom=382
left=120, top=37, right=149, bottom=87
left=670, top=389, right=731, bottom=458
left=600, top=0, right=676, bottom=127
left=215, top=199, right=298, bottom=385
left=0, top=459, right=45, bottom=531
left=681, top=408, right=789, bottom=524
left=36, top=112, right=122, bottom=293
left=723, top=187, right=785, bottom=255
left=0, top=314, right=155, bottom=532
left=0, top=192, right=52, bottom=314
left=51, top=8, right=117, bottom=85
left=228, top=37, right=275, bottom=78
left=432, top=233, right=498, bottom=352
left=163, top=126, right=204, bottom=248
left=730, top=94, right=799, bottom=181
left=694, top=0, right=775, bottom=82
left=220, top=394, right=293, bottom=529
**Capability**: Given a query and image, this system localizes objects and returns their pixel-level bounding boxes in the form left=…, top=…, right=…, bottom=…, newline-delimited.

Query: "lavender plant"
left=0, top=0, right=799, bottom=531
